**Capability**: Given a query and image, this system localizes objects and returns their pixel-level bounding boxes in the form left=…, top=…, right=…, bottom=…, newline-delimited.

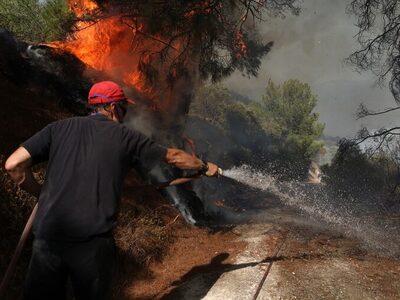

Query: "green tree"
left=191, top=84, right=265, bottom=140
left=190, top=84, right=231, bottom=129
left=322, top=139, right=385, bottom=197
left=190, top=84, right=272, bottom=164
left=258, top=79, right=325, bottom=159
left=191, top=82, right=325, bottom=178
left=0, top=0, right=75, bottom=43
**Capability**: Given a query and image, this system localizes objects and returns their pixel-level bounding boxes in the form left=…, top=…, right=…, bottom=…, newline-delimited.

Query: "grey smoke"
left=223, top=0, right=399, bottom=137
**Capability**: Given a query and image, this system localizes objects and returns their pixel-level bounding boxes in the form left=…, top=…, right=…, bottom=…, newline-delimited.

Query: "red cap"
left=88, top=81, right=135, bottom=105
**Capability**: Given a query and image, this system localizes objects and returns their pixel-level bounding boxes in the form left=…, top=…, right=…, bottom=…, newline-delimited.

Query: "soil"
left=127, top=220, right=247, bottom=300
left=261, top=225, right=400, bottom=300
left=112, top=208, right=400, bottom=300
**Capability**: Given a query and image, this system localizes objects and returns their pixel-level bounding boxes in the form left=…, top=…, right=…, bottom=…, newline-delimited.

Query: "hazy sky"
left=223, top=0, right=399, bottom=137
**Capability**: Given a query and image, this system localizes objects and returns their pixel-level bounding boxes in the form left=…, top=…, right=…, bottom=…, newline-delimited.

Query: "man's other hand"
left=5, top=147, right=42, bottom=198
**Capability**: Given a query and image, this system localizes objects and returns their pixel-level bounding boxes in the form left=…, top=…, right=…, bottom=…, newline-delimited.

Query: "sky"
left=223, top=0, right=399, bottom=138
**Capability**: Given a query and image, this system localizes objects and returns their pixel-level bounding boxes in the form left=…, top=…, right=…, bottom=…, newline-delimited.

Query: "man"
left=5, top=81, right=219, bottom=300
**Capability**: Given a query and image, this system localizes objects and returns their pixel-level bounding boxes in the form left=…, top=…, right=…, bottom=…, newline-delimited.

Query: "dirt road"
left=164, top=222, right=400, bottom=300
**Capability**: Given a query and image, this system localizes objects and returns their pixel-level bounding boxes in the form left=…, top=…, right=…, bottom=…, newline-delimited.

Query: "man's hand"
left=205, top=162, right=219, bottom=177
left=165, top=148, right=219, bottom=176
left=165, top=148, right=202, bottom=169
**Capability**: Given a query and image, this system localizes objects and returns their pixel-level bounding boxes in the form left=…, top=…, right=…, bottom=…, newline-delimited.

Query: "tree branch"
left=355, top=126, right=400, bottom=145
left=356, top=103, right=400, bottom=119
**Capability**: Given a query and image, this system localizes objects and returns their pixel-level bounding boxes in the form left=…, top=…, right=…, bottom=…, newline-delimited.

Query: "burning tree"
left=0, top=0, right=302, bottom=225
left=53, top=0, right=299, bottom=121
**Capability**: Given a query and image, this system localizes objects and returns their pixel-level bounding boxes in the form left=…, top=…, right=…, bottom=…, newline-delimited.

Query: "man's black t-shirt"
left=22, top=114, right=167, bottom=241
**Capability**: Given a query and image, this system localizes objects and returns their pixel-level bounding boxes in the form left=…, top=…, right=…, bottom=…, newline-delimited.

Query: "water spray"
left=219, top=164, right=400, bottom=257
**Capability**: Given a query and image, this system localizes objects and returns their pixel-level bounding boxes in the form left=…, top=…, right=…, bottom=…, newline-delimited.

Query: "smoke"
left=223, top=0, right=399, bottom=138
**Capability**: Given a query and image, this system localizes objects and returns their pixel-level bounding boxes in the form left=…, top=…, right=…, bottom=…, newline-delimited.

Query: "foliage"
left=257, top=79, right=325, bottom=158
left=347, top=0, right=400, bottom=100
left=190, top=80, right=325, bottom=178
left=0, top=0, right=75, bottom=43
left=344, top=0, right=400, bottom=179
left=346, top=1, right=400, bottom=154
left=365, top=136, right=400, bottom=199
left=190, top=84, right=232, bottom=129
left=322, top=139, right=385, bottom=197
left=86, top=0, right=300, bottom=82
left=190, top=84, right=268, bottom=163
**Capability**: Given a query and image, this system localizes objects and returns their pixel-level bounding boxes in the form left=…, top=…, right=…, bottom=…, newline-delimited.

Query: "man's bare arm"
left=165, top=148, right=219, bottom=177
left=5, top=147, right=42, bottom=198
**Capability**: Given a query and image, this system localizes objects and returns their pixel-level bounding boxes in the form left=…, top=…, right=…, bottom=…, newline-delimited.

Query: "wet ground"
left=130, top=183, right=400, bottom=300
left=155, top=220, right=400, bottom=300
left=205, top=223, right=400, bottom=300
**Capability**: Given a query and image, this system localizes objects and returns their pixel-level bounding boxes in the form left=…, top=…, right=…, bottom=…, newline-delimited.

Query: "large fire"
left=56, top=17, right=147, bottom=91
left=53, top=0, right=185, bottom=110
left=54, top=0, right=148, bottom=95
left=50, top=0, right=248, bottom=115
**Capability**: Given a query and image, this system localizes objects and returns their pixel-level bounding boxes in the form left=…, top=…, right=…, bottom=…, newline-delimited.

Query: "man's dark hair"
left=88, top=103, right=110, bottom=113
left=88, top=102, right=126, bottom=113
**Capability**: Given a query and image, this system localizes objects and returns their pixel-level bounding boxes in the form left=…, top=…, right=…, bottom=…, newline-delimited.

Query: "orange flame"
left=51, top=0, right=197, bottom=114
left=53, top=17, right=149, bottom=92
left=69, top=0, right=98, bottom=17
left=52, top=1, right=168, bottom=102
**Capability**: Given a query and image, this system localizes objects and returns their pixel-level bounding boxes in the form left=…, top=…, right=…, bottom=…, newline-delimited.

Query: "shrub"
left=0, top=0, right=75, bottom=43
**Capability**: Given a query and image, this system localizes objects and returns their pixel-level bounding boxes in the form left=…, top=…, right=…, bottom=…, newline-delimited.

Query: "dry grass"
left=115, top=207, right=170, bottom=265
left=111, top=184, right=178, bottom=299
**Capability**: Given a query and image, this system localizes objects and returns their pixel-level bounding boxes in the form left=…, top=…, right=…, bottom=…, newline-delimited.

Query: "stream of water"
left=222, top=165, right=400, bottom=257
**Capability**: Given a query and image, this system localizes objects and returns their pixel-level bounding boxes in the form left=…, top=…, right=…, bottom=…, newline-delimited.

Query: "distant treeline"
left=191, top=81, right=400, bottom=203
left=189, top=79, right=325, bottom=179
left=323, top=138, right=400, bottom=203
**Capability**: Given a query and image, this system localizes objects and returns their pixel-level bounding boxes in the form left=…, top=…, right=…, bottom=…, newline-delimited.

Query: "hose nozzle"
left=217, top=167, right=223, bottom=177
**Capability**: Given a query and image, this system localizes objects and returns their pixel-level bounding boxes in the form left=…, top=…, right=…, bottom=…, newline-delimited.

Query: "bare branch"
left=355, top=126, right=400, bottom=146
left=356, top=103, right=400, bottom=119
